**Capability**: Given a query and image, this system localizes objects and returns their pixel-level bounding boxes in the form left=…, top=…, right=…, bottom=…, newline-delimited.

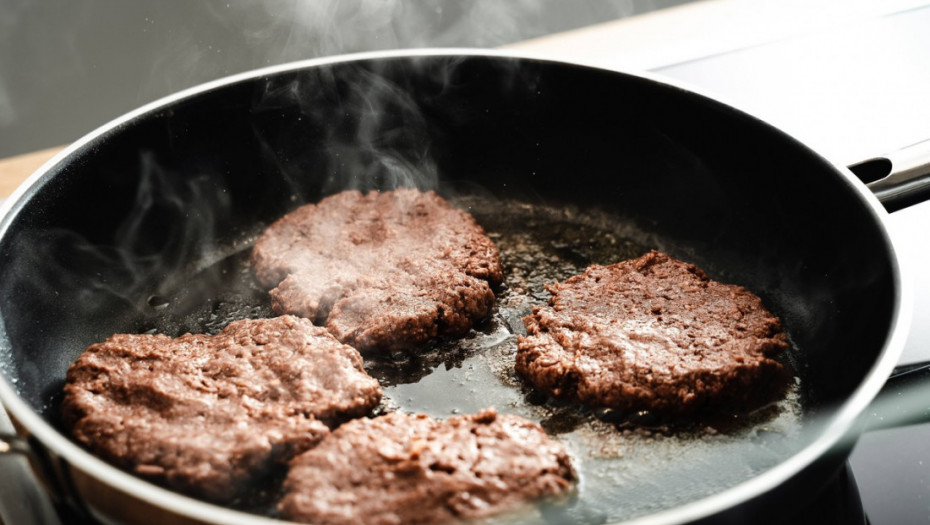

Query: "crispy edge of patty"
left=250, top=189, right=502, bottom=352
left=515, top=250, right=790, bottom=416
left=279, top=408, right=576, bottom=525
left=61, top=315, right=382, bottom=502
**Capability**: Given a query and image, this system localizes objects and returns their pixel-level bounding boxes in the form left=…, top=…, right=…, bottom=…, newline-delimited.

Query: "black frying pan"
left=0, top=50, right=920, bottom=524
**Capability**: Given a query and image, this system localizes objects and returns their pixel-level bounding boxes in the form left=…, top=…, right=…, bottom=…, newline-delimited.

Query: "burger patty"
left=251, top=189, right=503, bottom=353
left=515, top=250, right=789, bottom=416
left=61, top=315, right=382, bottom=502
left=279, top=409, right=576, bottom=525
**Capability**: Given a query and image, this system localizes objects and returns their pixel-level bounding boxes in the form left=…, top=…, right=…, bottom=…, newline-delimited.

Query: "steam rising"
left=254, top=61, right=445, bottom=194
left=242, top=1, right=637, bottom=58
left=3, top=150, right=230, bottom=331
left=0, top=0, right=650, bottom=157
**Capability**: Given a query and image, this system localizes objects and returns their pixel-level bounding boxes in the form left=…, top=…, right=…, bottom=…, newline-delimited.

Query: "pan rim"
left=0, top=48, right=912, bottom=525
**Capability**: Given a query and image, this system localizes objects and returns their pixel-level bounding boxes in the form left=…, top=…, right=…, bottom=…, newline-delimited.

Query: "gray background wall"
left=0, top=0, right=690, bottom=159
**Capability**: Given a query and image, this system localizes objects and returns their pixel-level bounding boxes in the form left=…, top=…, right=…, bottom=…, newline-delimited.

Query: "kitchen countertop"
left=0, top=147, right=64, bottom=196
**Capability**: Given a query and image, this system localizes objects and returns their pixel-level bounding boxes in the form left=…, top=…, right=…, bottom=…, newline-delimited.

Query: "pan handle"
left=850, top=139, right=930, bottom=431
left=0, top=427, right=64, bottom=525
left=849, top=139, right=930, bottom=213
left=0, top=432, right=30, bottom=455
left=859, top=362, right=930, bottom=432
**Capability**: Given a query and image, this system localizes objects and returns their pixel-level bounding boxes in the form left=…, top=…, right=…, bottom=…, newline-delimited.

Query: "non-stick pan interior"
left=0, top=54, right=897, bottom=523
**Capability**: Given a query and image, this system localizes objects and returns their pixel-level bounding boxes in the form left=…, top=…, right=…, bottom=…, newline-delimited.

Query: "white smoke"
left=236, top=0, right=639, bottom=60
left=229, top=0, right=644, bottom=196
left=0, top=0, right=657, bottom=157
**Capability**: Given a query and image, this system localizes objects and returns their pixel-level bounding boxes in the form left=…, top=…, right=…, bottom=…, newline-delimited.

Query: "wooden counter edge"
left=0, top=146, right=66, bottom=199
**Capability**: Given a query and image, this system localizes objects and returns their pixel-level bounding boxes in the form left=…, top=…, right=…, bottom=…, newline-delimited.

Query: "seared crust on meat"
left=516, top=251, right=789, bottom=416
left=61, top=315, right=382, bottom=502
left=251, top=189, right=502, bottom=353
left=279, top=409, right=575, bottom=524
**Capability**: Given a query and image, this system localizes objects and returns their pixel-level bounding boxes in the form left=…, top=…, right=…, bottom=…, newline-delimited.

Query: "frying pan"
left=0, top=49, right=924, bottom=525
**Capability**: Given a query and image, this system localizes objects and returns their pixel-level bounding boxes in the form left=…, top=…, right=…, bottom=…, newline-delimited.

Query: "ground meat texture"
left=279, top=409, right=576, bottom=525
left=515, top=250, right=789, bottom=417
left=250, top=189, right=503, bottom=353
left=61, top=315, right=382, bottom=502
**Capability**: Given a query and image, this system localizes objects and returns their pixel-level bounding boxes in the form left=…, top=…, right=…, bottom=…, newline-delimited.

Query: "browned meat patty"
left=61, top=315, right=382, bottom=502
left=251, top=189, right=503, bottom=353
left=279, top=409, right=576, bottom=525
left=516, top=250, right=789, bottom=416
